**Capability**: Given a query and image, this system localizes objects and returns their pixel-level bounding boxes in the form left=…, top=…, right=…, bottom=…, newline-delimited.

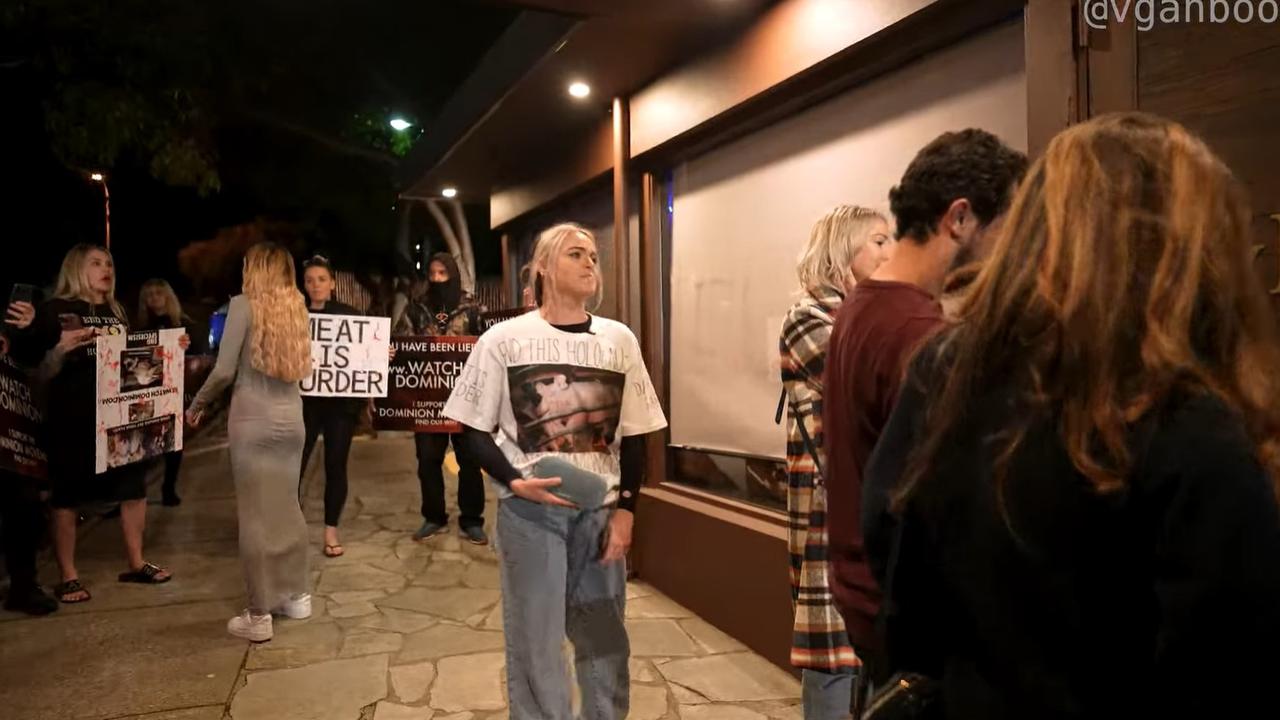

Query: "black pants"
left=414, top=432, right=484, bottom=529
left=301, top=403, right=357, bottom=527
left=1, top=474, right=45, bottom=593
left=162, top=450, right=183, bottom=499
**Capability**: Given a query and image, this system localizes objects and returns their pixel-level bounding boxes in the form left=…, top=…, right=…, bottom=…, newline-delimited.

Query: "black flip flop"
left=54, top=579, right=92, bottom=604
left=118, top=562, right=172, bottom=584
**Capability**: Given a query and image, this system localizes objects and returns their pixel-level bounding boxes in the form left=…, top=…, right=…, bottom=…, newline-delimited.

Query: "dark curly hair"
left=889, top=129, right=1028, bottom=243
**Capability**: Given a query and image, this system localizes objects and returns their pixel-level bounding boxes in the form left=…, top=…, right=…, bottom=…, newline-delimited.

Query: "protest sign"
left=299, top=314, right=391, bottom=398
left=374, top=335, right=476, bottom=433
left=96, top=329, right=185, bottom=473
left=478, top=307, right=530, bottom=334
left=0, top=353, right=47, bottom=480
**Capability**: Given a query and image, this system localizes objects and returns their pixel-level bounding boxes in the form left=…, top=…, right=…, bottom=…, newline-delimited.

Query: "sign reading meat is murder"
left=96, top=329, right=185, bottom=474
left=374, top=336, right=476, bottom=433
left=299, top=314, right=391, bottom=398
left=0, top=353, right=47, bottom=479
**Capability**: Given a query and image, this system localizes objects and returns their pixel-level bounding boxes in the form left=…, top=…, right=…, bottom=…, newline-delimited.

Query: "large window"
left=665, top=20, right=1028, bottom=509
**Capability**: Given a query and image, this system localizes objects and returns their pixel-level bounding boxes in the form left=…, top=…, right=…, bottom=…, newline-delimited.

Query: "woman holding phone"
left=8, top=245, right=174, bottom=605
left=299, top=254, right=363, bottom=558
left=138, top=278, right=198, bottom=507
left=187, top=242, right=312, bottom=642
left=443, top=223, right=668, bottom=720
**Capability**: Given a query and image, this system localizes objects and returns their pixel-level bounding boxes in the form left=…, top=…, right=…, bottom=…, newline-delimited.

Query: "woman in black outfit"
left=138, top=278, right=199, bottom=506
left=863, top=113, right=1280, bottom=718
left=300, top=255, right=362, bottom=557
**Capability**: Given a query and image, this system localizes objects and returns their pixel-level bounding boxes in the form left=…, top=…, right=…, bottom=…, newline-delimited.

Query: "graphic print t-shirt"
left=443, top=311, right=667, bottom=503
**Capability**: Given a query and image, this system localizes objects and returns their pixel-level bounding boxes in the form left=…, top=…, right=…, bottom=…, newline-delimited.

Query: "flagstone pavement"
left=0, top=423, right=801, bottom=720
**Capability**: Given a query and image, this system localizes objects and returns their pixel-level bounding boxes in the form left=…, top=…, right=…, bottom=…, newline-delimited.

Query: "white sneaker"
left=227, top=610, right=273, bottom=642
left=274, top=593, right=312, bottom=620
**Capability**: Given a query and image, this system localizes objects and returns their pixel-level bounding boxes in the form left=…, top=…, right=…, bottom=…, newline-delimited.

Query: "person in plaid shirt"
left=780, top=205, right=893, bottom=719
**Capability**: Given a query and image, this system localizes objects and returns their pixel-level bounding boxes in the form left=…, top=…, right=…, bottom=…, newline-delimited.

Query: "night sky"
left=1, top=0, right=515, bottom=312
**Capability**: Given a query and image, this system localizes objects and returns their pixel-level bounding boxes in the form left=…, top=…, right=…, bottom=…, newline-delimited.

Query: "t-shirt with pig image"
left=442, top=311, right=667, bottom=507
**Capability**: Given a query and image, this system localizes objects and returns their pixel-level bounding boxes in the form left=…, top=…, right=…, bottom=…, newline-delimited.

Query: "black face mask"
left=427, top=280, right=461, bottom=311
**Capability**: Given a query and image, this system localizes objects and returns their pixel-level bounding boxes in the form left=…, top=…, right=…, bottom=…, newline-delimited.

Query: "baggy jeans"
left=497, top=497, right=629, bottom=720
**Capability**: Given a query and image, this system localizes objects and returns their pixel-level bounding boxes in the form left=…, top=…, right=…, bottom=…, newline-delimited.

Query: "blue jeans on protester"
left=497, top=497, right=629, bottom=720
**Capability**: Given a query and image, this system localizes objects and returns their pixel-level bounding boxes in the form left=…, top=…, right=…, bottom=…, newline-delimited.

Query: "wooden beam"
left=612, top=96, right=632, bottom=326
left=500, top=233, right=512, bottom=307
left=639, top=172, right=667, bottom=488
left=1025, top=0, right=1081, bottom=158
left=1085, top=7, right=1138, bottom=115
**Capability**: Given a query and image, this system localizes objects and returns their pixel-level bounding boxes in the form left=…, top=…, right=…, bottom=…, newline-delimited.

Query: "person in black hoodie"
left=138, top=278, right=200, bottom=507
left=300, top=255, right=364, bottom=557
left=10, top=245, right=173, bottom=604
left=863, top=113, right=1280, bottom=718
left=397, top=252, right=488, bottom=545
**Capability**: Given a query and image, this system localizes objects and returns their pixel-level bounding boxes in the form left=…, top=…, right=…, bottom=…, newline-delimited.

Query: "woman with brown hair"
left=863, top=113, right=1280, bottom=717
left=188, top=242, right=313, bottom=642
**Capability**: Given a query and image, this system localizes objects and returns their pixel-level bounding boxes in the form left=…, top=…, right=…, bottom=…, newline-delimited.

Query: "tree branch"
left=237, top=108, right=399, bottom=168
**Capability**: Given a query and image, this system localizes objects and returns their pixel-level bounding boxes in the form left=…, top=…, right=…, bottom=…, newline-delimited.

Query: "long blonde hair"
left=898, top=112, right=1280, bottom=512
left=138, top=278, right=183, bottom=327
left=524, top=223, right=603, bottom=310
left=242, top=243, right=311, bottom=382
left=54, top=244, right=127, bottom=321
left=795, top=205, right=886, bottom=294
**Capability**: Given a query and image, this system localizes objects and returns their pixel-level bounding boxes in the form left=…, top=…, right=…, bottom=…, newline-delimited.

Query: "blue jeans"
left=497, top=498, right=629, bottom=720
left=802, top=668, right=856, bottom=719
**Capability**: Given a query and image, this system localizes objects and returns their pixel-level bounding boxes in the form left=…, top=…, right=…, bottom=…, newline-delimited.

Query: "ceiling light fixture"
left=568, top=81, right=591, bottom=99
left=441, top=187, right=458, bottom=199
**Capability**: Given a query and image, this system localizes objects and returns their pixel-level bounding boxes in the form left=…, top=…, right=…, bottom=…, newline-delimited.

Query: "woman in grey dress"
left=188, top=242, right=313, bottom=642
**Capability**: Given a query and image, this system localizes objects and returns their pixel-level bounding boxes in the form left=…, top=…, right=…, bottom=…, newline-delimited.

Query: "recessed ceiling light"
left=442, top=187, right=458, bottom=199
left=568, top=82, right=591, bottom=99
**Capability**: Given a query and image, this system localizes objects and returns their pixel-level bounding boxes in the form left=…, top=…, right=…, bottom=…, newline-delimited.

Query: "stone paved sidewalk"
left=0, top=428, right=800, bottom=720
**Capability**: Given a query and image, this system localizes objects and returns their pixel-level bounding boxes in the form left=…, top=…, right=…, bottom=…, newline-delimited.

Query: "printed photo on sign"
left=121, top=346, right=165, bottom=392
left=108, top=416, right=175, bottom=469
left=374, top=335, right=475, bottom=433
left=95, top=328, right=185, bottom=473
left=300, top=314, right=391, bottom=398
left=508, top=364, right=624, bottom=453
left=0, top=354, right=47, bottom=479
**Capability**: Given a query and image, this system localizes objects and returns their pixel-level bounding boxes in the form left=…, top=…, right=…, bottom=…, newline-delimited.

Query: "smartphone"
left=8, top=283, right=36, bottom=306
left=58, top=313, right=84, bottom=330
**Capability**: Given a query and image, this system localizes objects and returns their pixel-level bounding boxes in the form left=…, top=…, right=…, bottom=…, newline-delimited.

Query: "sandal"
left=118, top=562, right=172, bottom=584
left=55, top=579, right=92, bottom=604
left=323, top=544, right=345, bottom=558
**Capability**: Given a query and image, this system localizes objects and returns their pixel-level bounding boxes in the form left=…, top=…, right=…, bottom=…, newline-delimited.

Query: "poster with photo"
left=0, top=353, right=47, bottom=480
left=374, top=335, right=476, bottom=433
left=299, top=314, right=391, bottom=398
left=478, top=307, right=531, bottom=334
left=96, top=329, right=185, bottom=473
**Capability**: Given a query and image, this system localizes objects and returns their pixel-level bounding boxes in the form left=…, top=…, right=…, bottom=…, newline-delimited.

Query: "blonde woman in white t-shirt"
left=444, top=223, right=668, bottom=720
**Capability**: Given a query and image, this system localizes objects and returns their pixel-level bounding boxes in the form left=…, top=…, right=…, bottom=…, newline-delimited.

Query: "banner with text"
left=374, top=335, right=476, bottom=433
left=300, top=314, right=391, bottom=398
left=479, top=307, right=531, bottom=334
left=0, top=353, right=47, bottom=480
left=95, top=329, right=185, bottom=473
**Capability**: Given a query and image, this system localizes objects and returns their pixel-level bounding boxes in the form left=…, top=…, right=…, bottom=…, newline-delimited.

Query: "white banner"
left=95, top=328, right=185, bottom=473
left=299, top=314, right=391, bottom=398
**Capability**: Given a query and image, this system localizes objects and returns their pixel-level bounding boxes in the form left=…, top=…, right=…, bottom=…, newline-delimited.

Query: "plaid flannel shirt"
left=779, top=286, right=859, bottom=672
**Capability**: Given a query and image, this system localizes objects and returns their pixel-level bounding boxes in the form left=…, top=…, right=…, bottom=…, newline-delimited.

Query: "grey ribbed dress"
left=190, top=294, right=310, bottom=614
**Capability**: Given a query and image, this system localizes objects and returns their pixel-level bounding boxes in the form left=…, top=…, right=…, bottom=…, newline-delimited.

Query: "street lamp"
left=389, top=117, right=412, bottom=131
left=88, top=172, right=110, bottom=249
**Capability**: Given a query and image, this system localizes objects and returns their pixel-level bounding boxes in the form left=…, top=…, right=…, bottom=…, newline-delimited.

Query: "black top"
left=863, top=348, right=1280, bottom=718
left=139, top=312, right=207, bottom=354
left=459, top=314, right=646, bottom=512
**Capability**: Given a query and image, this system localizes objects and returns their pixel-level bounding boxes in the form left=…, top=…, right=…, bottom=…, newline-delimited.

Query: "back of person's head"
left=899, top=111, right=1280, bottom=509
left=55, top=243, right=126, bottom=320
left=795, top=205, right=887, bottom=294
left=139, top=278, right=182, bottom=325
left=889, top=129, right=1028, bottom=244
left=241, top=242, right=311, bottom=382
left=527, top=223, right=602, bottom=310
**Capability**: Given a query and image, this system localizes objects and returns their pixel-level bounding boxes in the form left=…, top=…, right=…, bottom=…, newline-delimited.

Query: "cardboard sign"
left=374, top=335, right=477, bottom=433
left=299, top=314, right=391, bottom=398
left=96, top=329, right=185, bottom=473
left=0, top=354, right=47, bottom=480
left=478, top=307, right=531, bottom=334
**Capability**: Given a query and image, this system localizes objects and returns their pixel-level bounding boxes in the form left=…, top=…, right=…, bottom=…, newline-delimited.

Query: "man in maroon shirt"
left=823, top=129, right=1026, bottom=677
